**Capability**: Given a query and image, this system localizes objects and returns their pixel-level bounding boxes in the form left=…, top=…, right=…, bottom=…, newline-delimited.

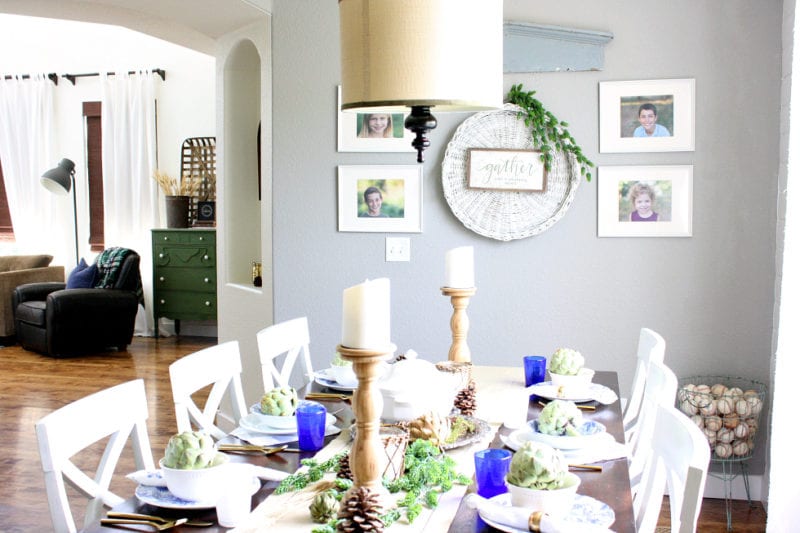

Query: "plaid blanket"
left=95, top=247, right=144, bottom=306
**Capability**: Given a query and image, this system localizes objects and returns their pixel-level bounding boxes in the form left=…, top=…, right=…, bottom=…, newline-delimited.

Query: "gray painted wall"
left=270, top=0, right=781, bottom=475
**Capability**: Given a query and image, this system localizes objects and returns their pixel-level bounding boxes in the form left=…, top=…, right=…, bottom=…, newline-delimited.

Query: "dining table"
left=86, top=367, right=634, bottom=533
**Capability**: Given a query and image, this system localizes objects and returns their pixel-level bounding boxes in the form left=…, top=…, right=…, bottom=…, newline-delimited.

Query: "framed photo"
left=336, top=86, right=415, bottom=153
left=337, top=165, right=423, bottom=233
left=467, top=148, right=546, bottom=192
left=598, top=165, right=693, bottom=237
left=599, top=78, right=695, bottom=153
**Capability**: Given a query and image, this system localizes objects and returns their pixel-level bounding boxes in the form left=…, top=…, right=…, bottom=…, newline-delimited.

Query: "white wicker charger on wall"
left=442, top=104, right=581, bottom=241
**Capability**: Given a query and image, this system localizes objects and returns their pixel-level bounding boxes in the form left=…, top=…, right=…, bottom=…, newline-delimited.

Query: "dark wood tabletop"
left=87, top=370, right=633, bottom=532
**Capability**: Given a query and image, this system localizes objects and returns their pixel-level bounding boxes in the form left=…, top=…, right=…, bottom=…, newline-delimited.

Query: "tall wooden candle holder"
left=441, top=287, right=476, bottom=363
left=337, top=343, right=395, bottom=503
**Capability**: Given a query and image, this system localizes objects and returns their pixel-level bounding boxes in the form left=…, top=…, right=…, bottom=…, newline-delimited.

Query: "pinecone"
left=454, top=379, right=477, bottom=416
left=336, top=486, right=384, bottom=532
left=337, top=452, right=353, bottom=480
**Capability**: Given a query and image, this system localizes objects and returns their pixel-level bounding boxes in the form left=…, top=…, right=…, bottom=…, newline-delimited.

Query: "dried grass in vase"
left=153, top=170, right=198, bottom=196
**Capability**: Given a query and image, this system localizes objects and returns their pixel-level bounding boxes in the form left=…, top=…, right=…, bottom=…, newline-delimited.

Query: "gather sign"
left=466, top=148, right=547, bottom=192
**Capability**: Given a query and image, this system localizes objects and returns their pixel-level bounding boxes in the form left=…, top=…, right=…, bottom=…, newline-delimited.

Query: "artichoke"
left=548, top=348, right=584, bottom=376
left=162, top=431, right=217, bottom=469
left=506, top=441, right=568, bottom=490
left=260, top=387, right=299, bottom=416
left=309, top=489, right=339, bottom=523
left=331, top=351, right=352, bottom=367
left=537, top=399, right=583, bottom=437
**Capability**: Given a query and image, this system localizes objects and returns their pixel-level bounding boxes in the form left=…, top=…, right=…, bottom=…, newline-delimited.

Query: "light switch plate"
left=386, top=237, right=410, bottom=262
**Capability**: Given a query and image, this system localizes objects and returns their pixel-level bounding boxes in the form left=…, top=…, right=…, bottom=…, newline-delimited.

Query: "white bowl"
left=378, top=359, right=461, bottom=422
left=329, top=364, right=358, bottom=388
left=548, top=368, right=595, bottom=395
left=159, top=454, right=229, bottom=501
left=505, top=472, right=581, bottom=519
left=249, top=403, right=297, bottom=429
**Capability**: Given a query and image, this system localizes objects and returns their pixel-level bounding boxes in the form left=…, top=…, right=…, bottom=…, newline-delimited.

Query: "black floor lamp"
left=41, top=158, right=79, bottom=266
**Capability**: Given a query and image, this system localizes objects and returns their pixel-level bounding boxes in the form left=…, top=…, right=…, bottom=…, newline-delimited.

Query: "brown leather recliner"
left=12, top=251, right=141, bottom=357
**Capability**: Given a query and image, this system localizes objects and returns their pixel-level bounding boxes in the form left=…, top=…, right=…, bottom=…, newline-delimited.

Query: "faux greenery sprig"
left=274, top=452, right=348, bottom=495
left=506, top=83, right=594, bottom=181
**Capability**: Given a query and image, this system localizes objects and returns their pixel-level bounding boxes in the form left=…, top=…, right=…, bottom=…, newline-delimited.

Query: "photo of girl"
left=357, top=113, right=405, bottom=138
left=618, top=180, right=672, bottom=222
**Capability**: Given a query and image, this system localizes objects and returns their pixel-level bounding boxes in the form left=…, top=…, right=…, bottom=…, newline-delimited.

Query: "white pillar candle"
left=444, top=246, right=475, bottom=288
left=342, top=278, right=391, bottom=349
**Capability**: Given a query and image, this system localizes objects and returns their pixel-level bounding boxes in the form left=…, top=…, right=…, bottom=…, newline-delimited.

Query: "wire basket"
left=677, top=376, right=766, bottom=462
left=441, top=104, right=581, bottom=241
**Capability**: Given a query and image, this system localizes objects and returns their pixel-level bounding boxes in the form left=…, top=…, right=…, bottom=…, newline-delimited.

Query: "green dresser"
left=152, top=229, right=216, bottom=337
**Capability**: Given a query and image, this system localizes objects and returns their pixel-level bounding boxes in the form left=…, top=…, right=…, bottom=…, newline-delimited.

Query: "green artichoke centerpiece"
left=163, top=430, right=220, bottom=469
left=506, top=441, right=568, bottom=490
left=260, top=386, right=299, bottom=416
left=548, top=348, right=584, bottom=376
left=537, top=399, right=583, bottom=436
left=331, top=351, right=351, bottom=368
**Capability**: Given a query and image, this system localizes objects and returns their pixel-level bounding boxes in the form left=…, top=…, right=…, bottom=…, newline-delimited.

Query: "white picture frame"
left=598, top=165, right=693, bottom=237
left=599, top=78, right=695, bottom=153
left=336, top=86, right=415, bottom=153
left=337, top=165, right=423, bottom=233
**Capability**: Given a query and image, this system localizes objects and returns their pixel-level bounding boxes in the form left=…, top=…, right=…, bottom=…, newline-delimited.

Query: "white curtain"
left=0, top=75, right=71, bottom=264
left=100, top=71, right=161, bottom=336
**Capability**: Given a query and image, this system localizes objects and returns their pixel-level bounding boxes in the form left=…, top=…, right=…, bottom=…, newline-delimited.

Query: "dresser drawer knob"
left=159, top=276, right=165, bottom=282
left=199, top=236, right=204, bottom=241
left=204, top=301, right=211, bottom=307
left=204, top=278, right=210, bottom=283
left=159, top=253, right=164, bottom=259
left=163, top=236, right=169, bottom=241
left=203, top=255, right=209, bottom=261
left=160, top=299, right=165, bottom=304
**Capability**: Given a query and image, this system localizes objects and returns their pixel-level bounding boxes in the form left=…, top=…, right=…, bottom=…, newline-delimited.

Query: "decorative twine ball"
left=746, top=396, right=763, bottom=416
left=728, top=387, right=744, bottom=399
left=734, top=422, right=750, bottom=440
left=710, top=383, right=729, bottom=397
left=680, top=399, right=698, bottom=416
left=717, top=427, right=734, bottom=444
left=693, top=387, right=712, bottom=409
left=678, top=384, right=696, bottom=403
left=747, top=418, right=759, bottom=433
left=690, top=415, right=704, bottom=429
left=732, top=440, right=750, bottom=456
left=705, top=416, right=723, bottom=432
left=715, top=442, right=733, bottom=459
left=717, top=397, right=734, bottom=415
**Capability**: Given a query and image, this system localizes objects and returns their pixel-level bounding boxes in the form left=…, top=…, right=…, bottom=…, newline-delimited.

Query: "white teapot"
left=378, top=352, right=461, bottom=422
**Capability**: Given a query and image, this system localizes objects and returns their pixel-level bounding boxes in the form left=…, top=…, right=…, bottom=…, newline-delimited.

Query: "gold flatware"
left=568, top=463, right=603, bottom=472
left=538, top=400, right=596, bottom=411
left=100, top=517, right=188, bottom=530
left=107, top=513, right=213, bottom=527
left=218, top=443, right=288, bottom=455
left=305, top=392, right=351, bottom=401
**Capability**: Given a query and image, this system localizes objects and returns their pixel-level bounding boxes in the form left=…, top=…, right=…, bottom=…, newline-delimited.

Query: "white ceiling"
left=0, top=0, right=270, bottom=53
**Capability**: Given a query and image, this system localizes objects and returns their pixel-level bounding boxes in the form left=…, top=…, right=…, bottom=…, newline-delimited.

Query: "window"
left=83, top=101, right=104, bottom=251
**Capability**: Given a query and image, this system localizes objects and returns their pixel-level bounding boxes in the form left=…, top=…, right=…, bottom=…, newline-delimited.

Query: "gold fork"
left=100, top=517, right=188, bottom=530
left=217, top=443, right=288, bottom=455
left=305, top=392, right=351, bottom=401
left=107, top=512, right=213, bottom=527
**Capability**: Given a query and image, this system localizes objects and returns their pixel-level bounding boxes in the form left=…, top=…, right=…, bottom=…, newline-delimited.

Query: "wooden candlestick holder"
left=337, top=343, right=395, bottom=503
left=441, top=287, right=476, bottom=362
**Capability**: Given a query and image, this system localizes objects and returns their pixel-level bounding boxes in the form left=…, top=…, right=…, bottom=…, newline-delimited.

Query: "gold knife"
left=106, top=513, right=212, bottom=527
left=218, top=443, right=288, bottom=455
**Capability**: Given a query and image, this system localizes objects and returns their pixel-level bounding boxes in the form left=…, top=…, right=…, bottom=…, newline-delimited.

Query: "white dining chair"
left=35, top=379, right=155, bottom=533
left=633, top=403, right=710, bottom=533
left=169, top=340, right=248, bottom=439
left=628, top=360, right=678, bottom=500
left=256, top=316, right=315, bottom=391
left=622, top=327, right=666, bottom=443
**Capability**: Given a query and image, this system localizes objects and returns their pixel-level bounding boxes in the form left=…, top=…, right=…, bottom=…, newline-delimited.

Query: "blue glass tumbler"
left=296, top=401, right=327, bottom=451
left=523, top=355, right=547, bottom=400
left=474, top=448, right=512, bottom=498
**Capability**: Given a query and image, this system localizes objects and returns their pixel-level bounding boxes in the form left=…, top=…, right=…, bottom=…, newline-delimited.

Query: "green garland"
left=506, top=83, right=594, bottom=181
left=276, top=439, right=471, bottom=532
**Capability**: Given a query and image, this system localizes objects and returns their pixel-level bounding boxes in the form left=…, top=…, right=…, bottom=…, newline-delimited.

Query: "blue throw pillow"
left=66, top=258, right=98, bottom=289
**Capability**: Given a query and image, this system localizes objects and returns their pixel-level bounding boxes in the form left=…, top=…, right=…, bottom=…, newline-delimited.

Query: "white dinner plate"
left=479, top=493, right=615, bottom=532
left=238, top=412, right=336, bottom=435
left=135, top=477, right=259, bottom=509
left=528, top=381, right=615, bottom=403
left=314, top=368, right=357, bottom=392
left=503, top=420, right=607, bottom=451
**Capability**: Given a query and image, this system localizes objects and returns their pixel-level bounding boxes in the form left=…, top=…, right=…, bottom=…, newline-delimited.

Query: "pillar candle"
left=445, top=246, right=475, bottom=288
left=342, top=278, right=391, bottom=349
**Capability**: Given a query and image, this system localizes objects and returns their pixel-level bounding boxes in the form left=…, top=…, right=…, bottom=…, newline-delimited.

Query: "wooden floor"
left=0, top=337, right=767, bottom=532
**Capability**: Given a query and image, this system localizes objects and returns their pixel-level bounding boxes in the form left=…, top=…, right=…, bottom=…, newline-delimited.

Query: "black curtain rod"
left=3, top=69, right=166, bottom=86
